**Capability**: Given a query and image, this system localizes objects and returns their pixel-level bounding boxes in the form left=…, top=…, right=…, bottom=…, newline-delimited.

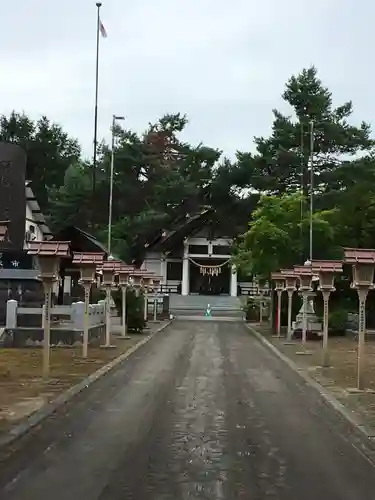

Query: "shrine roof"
left=343, top=247, right=375, bottom=264
left=72, top=252, right=104, bottom=265
left=144, top=208, right=226, bottom=253
left=53, top=226, right=110, bottom=255
left=27, top=240, right=71, bottom=257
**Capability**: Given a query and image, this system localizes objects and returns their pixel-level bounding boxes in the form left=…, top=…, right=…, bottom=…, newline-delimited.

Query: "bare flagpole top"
left=96, top=2, right=102, bottom=7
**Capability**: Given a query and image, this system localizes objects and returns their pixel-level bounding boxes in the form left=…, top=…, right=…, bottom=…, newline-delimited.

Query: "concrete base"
left=347, top=387, right=375, bottom=395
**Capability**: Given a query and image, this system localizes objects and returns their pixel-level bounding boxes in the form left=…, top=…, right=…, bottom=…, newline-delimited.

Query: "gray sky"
left=1, top=0, right=372, bottom=160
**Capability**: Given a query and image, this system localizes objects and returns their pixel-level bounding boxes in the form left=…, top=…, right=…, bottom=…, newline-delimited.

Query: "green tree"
left=233, top=192, right=338, bottom=279
left=0, top=111, right=81, bottom=209
left=47, top=112, right=235, bottom=261
left=232, top=67, right=374, bottom=196
left=48, top=163, right=93, bottom=230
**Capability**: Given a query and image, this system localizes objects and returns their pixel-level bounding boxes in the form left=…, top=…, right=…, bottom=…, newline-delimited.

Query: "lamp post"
left=312, top=260, right=343, bottom=367
left=72, top=252, right=104, bottom=357
left=343, top=248, right=375, bottom=390
left=280, top=269, right=298, bottom=341
left=271, top=272, right=285, bottom=338
left=118, top=266, right=134, bottom=339
left=107, top=114, right=125, bottom=255
left=294, top=264, right=313, bottom=345
left=27, top=241, right=70, bottom=378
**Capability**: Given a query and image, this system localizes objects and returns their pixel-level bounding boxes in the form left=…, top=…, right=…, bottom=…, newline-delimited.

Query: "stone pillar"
left=63, top=275, right=72, bottom=304
left=6, top=299, right=17, bottom=329
left=181, top=241, right=189, bottom=296
left=230, top=265, right=237, bottom=297
left=160, top=257, right=167, bottom=287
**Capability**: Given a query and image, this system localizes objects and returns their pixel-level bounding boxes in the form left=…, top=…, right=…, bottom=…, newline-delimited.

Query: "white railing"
left=5, top=299, right=106, bottom=331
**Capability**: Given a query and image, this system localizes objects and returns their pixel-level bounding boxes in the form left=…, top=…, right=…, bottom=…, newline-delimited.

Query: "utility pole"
left=309, top=120, right=315, bottom=262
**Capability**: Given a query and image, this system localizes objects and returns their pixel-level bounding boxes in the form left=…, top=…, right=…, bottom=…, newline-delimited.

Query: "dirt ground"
left=255, top=323, right=375, bottom=433
left=0, top=333, right=147, bottom=432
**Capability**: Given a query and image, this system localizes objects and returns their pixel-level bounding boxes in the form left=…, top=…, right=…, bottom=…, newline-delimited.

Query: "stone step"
left=171, top=309, right=244, bottom=318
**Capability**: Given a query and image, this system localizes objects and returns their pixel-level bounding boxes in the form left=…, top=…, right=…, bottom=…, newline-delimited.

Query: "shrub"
left=328, top=309, right=348, bottom=334
left=111, top=288, right=146, bottom=333
left=244, top=297, right=260, bottom=321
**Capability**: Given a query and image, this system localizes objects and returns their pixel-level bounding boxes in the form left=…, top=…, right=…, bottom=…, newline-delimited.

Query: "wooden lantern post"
left=343, top=248, right=375, bottom=390
left=141, top=273, right=156, bottom=322
left=118, top=266, right=134, bottom=339
left=271, top=272, right=285, bottom=338
left=280, top=269, right=298, bottom=341
left=101, top=259, right=120, bottom=348
left=72, top=252, right=104, bottom=358
left=311, top=260, right=343, bottom=367
left=257, top=278, right=267, bottom=324
left=294, top=264, right=313, bottom=344
left=27, top=241, right=70, bottom=378
left=151, top=277, right=161, bottom=321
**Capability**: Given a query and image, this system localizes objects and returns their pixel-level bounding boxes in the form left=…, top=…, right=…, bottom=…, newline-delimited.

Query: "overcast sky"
left=1, top=0, right=372, bottom=160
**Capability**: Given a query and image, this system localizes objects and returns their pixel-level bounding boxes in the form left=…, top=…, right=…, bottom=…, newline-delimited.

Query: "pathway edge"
left=245, top=323, right=375, bottom=442
left=0, top=321, right=172, bottom=449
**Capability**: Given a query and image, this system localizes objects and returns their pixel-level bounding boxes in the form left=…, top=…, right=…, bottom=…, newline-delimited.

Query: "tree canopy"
left=232, top=67, right=375, bottom=277
left=3, top=65, right=375, bottom=269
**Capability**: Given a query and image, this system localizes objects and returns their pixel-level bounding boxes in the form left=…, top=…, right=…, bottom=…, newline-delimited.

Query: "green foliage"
left=4, top=65, right=375, bottom=269
left=0, top=111, right=80, bottom=209
left=232, top=67, right=374, bottom=196
left=233, top=192, right=338, bottom=278
left=328, top=309, right=348, bottom=333
left=111, top=288, right=146, bottom=333
left=242, top=296, right=260, bottom=321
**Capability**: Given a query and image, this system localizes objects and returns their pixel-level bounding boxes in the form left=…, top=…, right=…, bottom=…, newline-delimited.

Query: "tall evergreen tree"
left=232, top=67, right=374, bottom=196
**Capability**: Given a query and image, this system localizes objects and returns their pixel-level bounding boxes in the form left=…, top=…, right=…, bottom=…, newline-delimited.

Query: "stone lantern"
left=311, top=260, right=343, bottom=367
left=294, top=264, right=314, bottom=344
left=343, top=248, right=375, bottom=390
left=117, top=265, right=134, bottom=339
left=72, top=252, right=104, bottom=358
left=271, top=272, right=285, bottom=338
left=280, top=269, right=298, bottom=341
left=27, top=240, right=70, bottom=377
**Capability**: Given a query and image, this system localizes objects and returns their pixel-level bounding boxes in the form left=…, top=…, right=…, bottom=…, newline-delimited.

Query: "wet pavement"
left=1, top=321, right=375, bottom=499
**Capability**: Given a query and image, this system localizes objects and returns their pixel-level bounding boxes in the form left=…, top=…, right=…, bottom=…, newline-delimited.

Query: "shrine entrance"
left=189, top=258, right=230, bottom=295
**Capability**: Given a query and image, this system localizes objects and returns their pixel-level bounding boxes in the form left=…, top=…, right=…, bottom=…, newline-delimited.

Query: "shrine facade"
left=141, top=210, right=253, bottom=297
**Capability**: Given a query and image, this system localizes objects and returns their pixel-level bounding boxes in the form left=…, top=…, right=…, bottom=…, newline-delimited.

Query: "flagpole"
left=92, top=2, right=102, bottom=199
